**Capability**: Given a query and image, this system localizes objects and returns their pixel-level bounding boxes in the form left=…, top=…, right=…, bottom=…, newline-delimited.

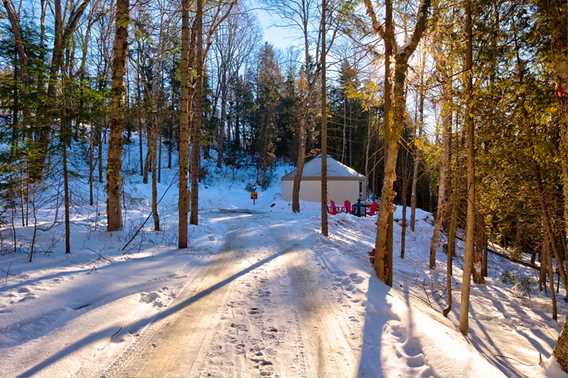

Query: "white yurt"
left=281, top=155, right=367, bottom=203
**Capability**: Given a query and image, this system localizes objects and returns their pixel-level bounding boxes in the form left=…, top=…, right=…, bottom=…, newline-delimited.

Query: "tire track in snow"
left=101, top=226, right=248, bottom=378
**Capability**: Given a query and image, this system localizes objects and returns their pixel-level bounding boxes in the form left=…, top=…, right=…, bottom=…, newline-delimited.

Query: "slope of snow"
left=0, top=141, right=564, bottom=377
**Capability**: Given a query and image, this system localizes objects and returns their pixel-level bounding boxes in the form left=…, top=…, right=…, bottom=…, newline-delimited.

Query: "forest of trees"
left=1, top=0, right=567, bottom=371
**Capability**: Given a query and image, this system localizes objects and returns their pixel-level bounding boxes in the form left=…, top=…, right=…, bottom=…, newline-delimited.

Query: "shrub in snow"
left=500, top=270, right=535, bottom=298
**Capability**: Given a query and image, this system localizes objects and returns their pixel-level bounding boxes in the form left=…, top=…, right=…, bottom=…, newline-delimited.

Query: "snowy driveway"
left=102, top=209, right=361, bottom=377
left=2, top=205, right=544, bottom=377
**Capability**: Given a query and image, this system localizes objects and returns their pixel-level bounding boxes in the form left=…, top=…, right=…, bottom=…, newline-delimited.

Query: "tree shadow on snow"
left=356, top=276, right=394, bottom=377
left=16, top=239, right=303, bottom=377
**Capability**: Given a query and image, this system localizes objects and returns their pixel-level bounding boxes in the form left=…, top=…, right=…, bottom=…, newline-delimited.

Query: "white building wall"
left=281, top=179, right=366, bottom=203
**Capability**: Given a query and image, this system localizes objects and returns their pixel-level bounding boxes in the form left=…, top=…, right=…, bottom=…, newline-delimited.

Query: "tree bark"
left=443, top=123, right=458, bottom=317
left=365, top=0, right=431, bottom=285
left=371, top=0, right=393, bottom=284
left=537, top=0, right=568, bottom=367
left=459, top=0, right=475, bottom=336
left=292, top=114, right=306, bottom=213
left=555, top=320, right=568, bottom=372
left=62, top=120, right=71, bottom=254
left=178, top=0, right=191, bottom=248
left=544, top=224, right=558, bottom=321
left=190, top=0, right=203, bottom=226
left=400, top=151, right=408, bottom=259
left=150, top=75, right=160, bottom=231
left=473, top=214, right=486, bottom=283
left=106, top=0, right=129, bottom=231
left=320, top=0, right=328, bottom=237
left=429, top=81, right=451, bottom=269
left=410, top=48, right=425, bottom=232
left=98, top=124, right=103, bottom=183
left=217, top=69, right=227, bottom=168
left=89, top=125, right=95, bottom=206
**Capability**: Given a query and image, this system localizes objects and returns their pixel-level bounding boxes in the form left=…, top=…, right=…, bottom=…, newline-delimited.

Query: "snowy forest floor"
left=0, top=145, right=565, bottom=377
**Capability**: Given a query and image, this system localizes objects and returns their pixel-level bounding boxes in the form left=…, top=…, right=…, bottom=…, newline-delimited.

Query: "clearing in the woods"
left=0, top=165, right=562, bottom=377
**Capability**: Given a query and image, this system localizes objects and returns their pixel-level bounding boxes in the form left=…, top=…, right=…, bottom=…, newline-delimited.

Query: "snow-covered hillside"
left=0, top=142, right=565, bottom=377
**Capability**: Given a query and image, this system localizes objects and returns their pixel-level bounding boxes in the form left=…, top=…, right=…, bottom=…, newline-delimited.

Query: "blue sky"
left=250, top=0, right=301, bottom=51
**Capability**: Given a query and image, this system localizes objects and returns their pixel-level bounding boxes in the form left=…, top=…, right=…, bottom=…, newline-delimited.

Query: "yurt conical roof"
left=282, top=155, right=366, bottom=181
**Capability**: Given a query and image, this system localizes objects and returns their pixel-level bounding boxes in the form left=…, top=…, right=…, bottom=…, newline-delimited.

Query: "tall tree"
left=34, top=0, right=92, bottom=179
left=190, top=0, right=203, bottom=226
left=320, top=0, right=328, bottom=237
left=459, top=0, right=475, bottom=336
left=364, top=0, right=432, bottom=285
left=410, top=46, right=426, bottom=232
left=106, top=0, right=129, bottom=231
left=537, top=0, right=568, bottom=371
left=263, top=0, right=332, bottom=213
left=178, top=0, right=191, bottom=248
left=429, top=58, right=452, bottom=269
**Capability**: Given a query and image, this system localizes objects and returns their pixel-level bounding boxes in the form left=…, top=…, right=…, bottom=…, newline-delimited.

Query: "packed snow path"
left=103, top=209, right=360, bottom=377
left=1, top=203, right=559, bottom=377
left=95, top=209, right=502, bottom=378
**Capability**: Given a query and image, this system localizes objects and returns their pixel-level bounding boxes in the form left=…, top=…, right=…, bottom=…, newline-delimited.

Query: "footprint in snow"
left=230, top=322, right=248, bottom=332
left=139, top=291, right=165, bottom=308
left=18, top=294, right=38, bottom=302
left=349, top=273, right=364, bottom=284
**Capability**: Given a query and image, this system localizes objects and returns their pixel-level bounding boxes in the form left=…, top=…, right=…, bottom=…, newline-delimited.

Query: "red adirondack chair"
left=367, top=201, right=378, bottom=216
left=343, top=200, right=352, bottom=214
left=329, top=200, right=338, bottom=215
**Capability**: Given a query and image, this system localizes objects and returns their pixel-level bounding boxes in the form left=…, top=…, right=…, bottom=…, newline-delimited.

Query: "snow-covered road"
left=1, top=198, right=559, bottom=377
left=102, top=209, right=360, bottom=377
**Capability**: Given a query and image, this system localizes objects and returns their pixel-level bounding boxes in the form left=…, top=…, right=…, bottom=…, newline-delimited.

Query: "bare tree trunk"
left=291, top=2, right=314, bottom=215
left=410, top=49, right=425, bottom=232
left=365, top=111, right=372, bottom=180
left=429, top=82, right=451, bottom=269
left=190, top=0, right=203, bottom=226
left=28, top=196, right=38, bottom=262
left=150, top=83, right=160, bottom=231
left=342, top=98, right=347, bottom=163
left=459, top=0, right=475, bottom=336
left=178, top=0, right=191, bottom=248
left=400, top=148, right=408, bottom=259
left=538, top=171, right=568, bottom=299
left=292, top=115, right=306, bottom=213
left=372, top=0, right=394, bottom=284
left=106, top=0, right=129, bottom=231
left=320, top=0, right=328, bottom=237
left=443, top=124, right=458, bottom=317
left=143, top=148, right=150, bottom=184
left=544, top=225, right=558, bottom=321
left=235, top=90, right=241, bottom=150
left=217, top=69, right=227, bottom=168
left=473, top=214, right=486, bottom=284
left=138, top=113, right=144, bottom=177
left=62, top=122, right=71, bottom=254
left=98, top=124, right=103, bottom=183
left=158, top=134, right=162, bottom=183
left=365, top=0, right=430, bottom=286
left=89, top=126, right=95, bottom=206
left=555, top=320, right=568, bottom=372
